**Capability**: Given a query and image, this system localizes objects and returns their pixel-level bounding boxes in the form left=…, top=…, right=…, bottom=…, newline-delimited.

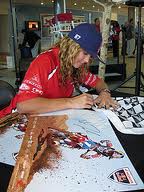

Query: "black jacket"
left=22, top=31, right=40, bottom=48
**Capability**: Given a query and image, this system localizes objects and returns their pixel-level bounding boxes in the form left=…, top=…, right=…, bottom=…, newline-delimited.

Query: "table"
left=113, top=125, right=144, bottom=183
left=0, top=91, right=144, bottom=191
left=0, top=162, right=13, bottom=191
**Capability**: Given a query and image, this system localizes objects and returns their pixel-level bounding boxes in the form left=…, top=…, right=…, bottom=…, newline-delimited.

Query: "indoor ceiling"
left=1, top=0, right=127, bottom=11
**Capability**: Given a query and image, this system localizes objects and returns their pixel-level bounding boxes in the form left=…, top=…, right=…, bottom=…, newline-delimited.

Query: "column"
left=128, top=7, right=135, bottom=22
left=54, top=0, right=66, bottom=15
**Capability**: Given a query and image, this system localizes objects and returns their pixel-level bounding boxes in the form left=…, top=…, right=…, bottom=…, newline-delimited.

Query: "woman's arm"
left=17, top=93, right=94, bottom=114
left=84, top=73, right=118, bottom=109
left=94, top=78, right=118, bottom=109
left=94, top=78, right=108, bottom=93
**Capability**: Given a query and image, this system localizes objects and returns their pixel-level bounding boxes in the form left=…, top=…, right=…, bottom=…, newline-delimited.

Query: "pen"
left=75, top=87, right=83, bottom=95
left=75, top=87, right=96, bottom=111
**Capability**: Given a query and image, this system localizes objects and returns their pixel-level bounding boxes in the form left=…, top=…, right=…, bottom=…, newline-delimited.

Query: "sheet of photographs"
left=115, top=97, right=144, bottom=129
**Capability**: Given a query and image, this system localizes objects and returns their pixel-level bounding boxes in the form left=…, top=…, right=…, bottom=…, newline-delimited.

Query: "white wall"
left=0, top=2, right=8, bottom=14
left=0, top=2, right=9, bottom=53
left=0, top=15, right=8, bottom=53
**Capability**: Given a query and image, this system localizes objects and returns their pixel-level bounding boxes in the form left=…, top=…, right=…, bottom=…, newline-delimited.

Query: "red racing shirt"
left=0, top=47, right=101, bottom=118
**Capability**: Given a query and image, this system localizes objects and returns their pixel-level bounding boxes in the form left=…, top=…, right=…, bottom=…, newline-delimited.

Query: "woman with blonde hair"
left=0, top=23, right=117, bottom=117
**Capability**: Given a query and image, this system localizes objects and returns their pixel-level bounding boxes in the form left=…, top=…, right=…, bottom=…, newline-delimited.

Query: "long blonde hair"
left=54, top=36, right=92, bottom=86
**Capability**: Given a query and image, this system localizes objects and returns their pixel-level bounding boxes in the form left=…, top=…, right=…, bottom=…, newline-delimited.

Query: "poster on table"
left=0, top=109, right=143, bottom=192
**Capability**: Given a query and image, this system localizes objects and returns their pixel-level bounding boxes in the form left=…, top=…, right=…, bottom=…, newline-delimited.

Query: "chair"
left=49, top=13, right=74, bottom=43
left=0, top=80, right=16, bottom=110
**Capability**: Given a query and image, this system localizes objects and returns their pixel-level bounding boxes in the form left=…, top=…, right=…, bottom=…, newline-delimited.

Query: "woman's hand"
left=69, top=93, right=94, bottom=109
left=94, top=91, right=118, bottom=109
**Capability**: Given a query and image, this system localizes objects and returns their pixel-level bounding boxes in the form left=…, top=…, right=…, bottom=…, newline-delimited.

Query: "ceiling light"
left=74, top=3, right=77, bottom=6
left=41, top=2, right=44, bottom=5
left=118, top=5, right=121, bottom=8
left=92, top=5, right=95, bottom=8
left=52, top=0, right=54, bottom=2
left=82, top=7, right=84, bottom=10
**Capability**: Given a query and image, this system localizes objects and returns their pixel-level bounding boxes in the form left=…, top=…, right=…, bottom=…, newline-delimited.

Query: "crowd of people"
left=111, top=18, right=144, bottom=58
left=94, top=17, right=144, bottom=59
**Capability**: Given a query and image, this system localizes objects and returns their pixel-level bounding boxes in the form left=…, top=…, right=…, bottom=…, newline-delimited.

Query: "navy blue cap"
left=68, top=23, right=102, bottom=58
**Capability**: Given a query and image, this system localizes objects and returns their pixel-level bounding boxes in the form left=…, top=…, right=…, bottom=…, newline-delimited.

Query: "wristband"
left=100, top=88, right=111, bottom=94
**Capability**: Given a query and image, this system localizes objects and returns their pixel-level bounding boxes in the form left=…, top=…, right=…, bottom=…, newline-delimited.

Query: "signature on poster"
left=74, top=119, right=101, bottom=136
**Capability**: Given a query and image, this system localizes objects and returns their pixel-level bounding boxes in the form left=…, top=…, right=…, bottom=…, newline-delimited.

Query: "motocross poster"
left=0, top=109, right=143, bottom=191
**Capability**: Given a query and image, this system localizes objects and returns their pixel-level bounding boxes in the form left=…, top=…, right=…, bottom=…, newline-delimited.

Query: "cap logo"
left=74, top=34, right=81, bottom=40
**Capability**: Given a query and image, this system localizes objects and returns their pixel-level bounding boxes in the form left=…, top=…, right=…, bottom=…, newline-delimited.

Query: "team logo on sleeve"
left=24, top=74, right=42, bottom=89
left=108, top=167, right=137, bottom=185
left=32, top=88, right=43, bottom=95
left=19, top=83, right=30, bottom=91
left=31, top=74, right=40, bottom=83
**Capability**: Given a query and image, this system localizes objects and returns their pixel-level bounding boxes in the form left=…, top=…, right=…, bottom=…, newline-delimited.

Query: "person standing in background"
left=133, top=21, right=144, bottom=55
left=126, top=18, right=135, bottom=58
left=21, top=28, right=41, bottom=58
left=94, top=18, right=101, bottom=56
left=94, top=18, right=100, bottom=33
left=111, top=21, right=121, bottom=58
left=121, top=21, right=128, bottom=56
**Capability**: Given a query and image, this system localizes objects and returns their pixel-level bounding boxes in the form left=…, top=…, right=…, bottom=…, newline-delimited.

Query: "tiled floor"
left=0, top=54, right=144, bottom=96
